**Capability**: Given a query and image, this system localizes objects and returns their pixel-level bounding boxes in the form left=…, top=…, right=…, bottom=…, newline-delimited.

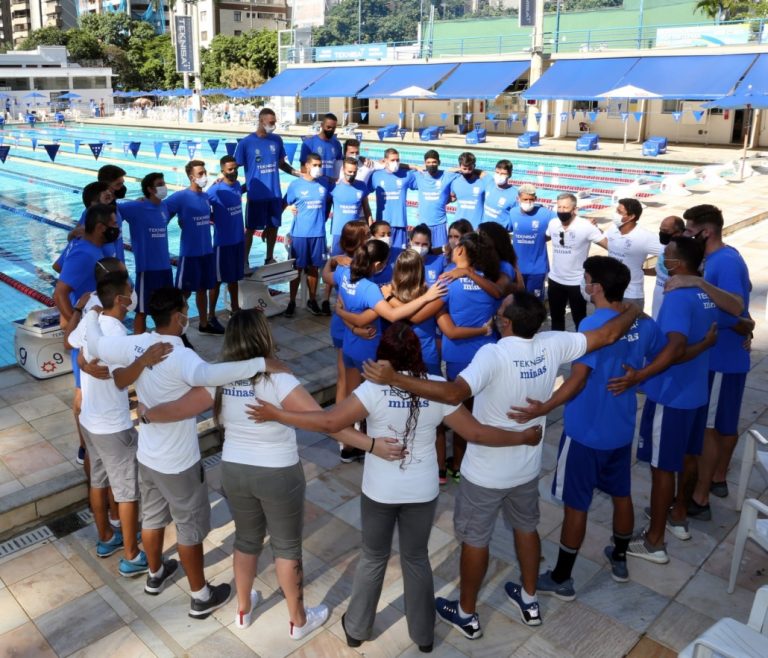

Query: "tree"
left=79, top=12, right=134, bottom=50
left=19, top=26, right=67, bottom=50
left=221, top=64, right=265, bottom=88
left=65, top=29, right=104, bottom=63
left=693, top=0, right=750, bottom=21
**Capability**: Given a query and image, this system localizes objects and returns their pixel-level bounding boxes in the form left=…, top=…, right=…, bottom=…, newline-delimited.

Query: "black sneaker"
left=144, top=558, right=179, bottom=595
left=710, top=481, right=729, bottom=498
left=321, top=300, right=332, bottom=316
left=207, top=316, right=226, bottom=334
left=307, top=299, right=322, bottom=316
left=189, top=582, right=232, bottom=619
left=340, top=447, right=365, bottom=463
left=181, top=334, right=195, bottom=350
left=76, top=446, right=86, bottom=465
left=504, top=582, right=542, bottom=627
left=198, top=321, right=224, bottom=336
left=687, top=499, right=712, bottom=521
left=284, top=300, right=296, bottom=318
left=435, top=597, right=483, bottom=639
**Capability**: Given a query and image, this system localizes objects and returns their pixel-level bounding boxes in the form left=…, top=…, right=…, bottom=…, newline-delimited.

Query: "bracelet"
left=140, top=412, right=151, bottom=424
left=73, top=307, right=83, bottom=313
left=369, top=437, right=376, bottom=453
left=385, top=294, right=394, bottom=302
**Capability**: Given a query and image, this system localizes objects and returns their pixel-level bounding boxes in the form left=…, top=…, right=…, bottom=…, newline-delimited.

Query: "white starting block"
left=14, top=308, right=73, bottom=379
left=238, top=259, right=299, bottom=317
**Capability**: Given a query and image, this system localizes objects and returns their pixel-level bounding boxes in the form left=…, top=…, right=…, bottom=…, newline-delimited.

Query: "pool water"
left=0, top=123, right=688, bottom=367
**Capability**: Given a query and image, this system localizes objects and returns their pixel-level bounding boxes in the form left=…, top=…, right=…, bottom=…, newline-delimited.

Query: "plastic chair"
left=728, top=498, right=768, bottom=594
left=679, top=585, right=768, bottom=656
left=736, top=430, right=768, bottom=511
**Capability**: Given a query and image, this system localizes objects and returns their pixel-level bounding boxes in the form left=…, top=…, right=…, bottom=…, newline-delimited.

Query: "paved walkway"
left=1, top=217, right=767, bottom=656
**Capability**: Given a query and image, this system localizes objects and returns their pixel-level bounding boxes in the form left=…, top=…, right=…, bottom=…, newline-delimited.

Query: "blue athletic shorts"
left=330, top=234, right=343, bottom=257
left=136, top=269, right=173, bottom=314
left=342, top=353, right=364, bottom=372
left=246, top=198, right=283, bottom=230
left=706, top=370, right=747, bottom=436
left=215, top=242, right=245, bottom=284
left=390, top=226, right=408, bottom=251
left=290, top=236, right=325, bottom=269
left=638, top=400, right=707, bottom=471
left=445, top=360, right=470, bottom=382
left=332, top=335, right=343, bottom=349
left=552, top=433, right=632, bottom=511
left=429, top=222, right=448, bottom=249
left=426, top=362, right=442, bottom=377
left=175, top=253, right=217, bottom=292
left=522, top=273, right=547, bottom=300
left=71, top=347, right=81, bottom=388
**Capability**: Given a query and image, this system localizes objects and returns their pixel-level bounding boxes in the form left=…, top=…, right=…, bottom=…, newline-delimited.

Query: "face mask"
left=309, top=166, right=322, bottom=179
left=493, top=173, right=508, bottom=186
left=118, top=291, right=137, bottom=313
left=692, top=230, right=708, bottom=245
left=425, top=164, right=439, bottom=175
left=411, top=245, right=429, bottom=257
left=322, top=129, right=335, bottom=139
left=178, top=312, right=189, bottom=335
left=224, top=171, right=238, bottom=182
left=519, top=201, right=535, bottom=213
left=263, top=123, right=276, bottom=134
left=195, top=176, right=208, bottom=188
left=344, top=172, right=356, bottom=183
left=376, top=236, right=390, bottom=246
left=154, top=185, right=168, bottom=200
left=448, top=237, right=459, bottom=249
left=613, top=215, right=625, bottom=228
left=103, top=226, right=120, bottom=243
left=659, top=232, right=672, bottom=246
left=387, top=161, right=399, bottom=173
left=113, top=185, right=127, bottom=200
left=557, top=211, right=573, bottom=223
left=579, top=281, right=592, bottom=303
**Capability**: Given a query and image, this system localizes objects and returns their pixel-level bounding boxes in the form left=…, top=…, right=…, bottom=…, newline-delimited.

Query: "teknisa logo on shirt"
left=356, top=191, right=362, bottom=199
left=472, top=186, right=481, bottom=196
left=498, top=197, right=507, bottom=206
left=300, top=190, right=309, bottom=196
left=396, top=180, right=403, bottom=188
left=269, top=144, right=276, bottom=153
left=532, top=220, right=539, bottom=230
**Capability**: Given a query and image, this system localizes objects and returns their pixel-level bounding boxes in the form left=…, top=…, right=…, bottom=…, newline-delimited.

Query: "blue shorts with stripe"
left=290, top=236, right=325, bottom=269
left=390, top=226, right=409, bottom=251
left=136, top=269, right=173, bottom=314
left=71, top=348, right=81, bottom=388
left=246, top=198, right=283, bottom=230
left=175, top=253, right=217, bottom=292
left=706, top=370, right=747, bottom=436
left=638, top=400, right=707, bottom=472
left=429, top=222, right=448, bottom=249
left=552, top=433, right=632, bottom=511
left=215, top=242, right=245, bottom=284
left=522, top=273, right=547, bottom=300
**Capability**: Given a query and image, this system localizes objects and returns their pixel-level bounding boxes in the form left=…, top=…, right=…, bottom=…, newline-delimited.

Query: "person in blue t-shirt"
left=208, top=155, right=246, bottom=320
left=284, top=153, right=330, bottom=318
left=369, top=221, right=402, bottom=286
left=449, top=152, right=486, bottom=230
left=300, top=112, right=343, bottom=179
left=410, top=224, right=445, bottom=286
left=407, top=150, right=457, bottom=249
left=482, top=159, right=518, bottom=229
left=508, top=184, right=556, bottom=300
left=665, top=205, right=754, bottom=522
left=604, top=239, right=718, bottom=564
left=119, top=172, right=172, bottom=333
left=165, top=159, right=222, bottom=335
left=510, top=256, right=666, bottom=596
left=234, top=108, right=297, bottom=268
left=478, top=221, right=523, bottom=297
left=371, top=148, right=415, bottom=250
left=96, top=164, right=128, bottom=262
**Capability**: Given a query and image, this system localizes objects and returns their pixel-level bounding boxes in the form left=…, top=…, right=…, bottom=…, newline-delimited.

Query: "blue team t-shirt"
left=59, top=239, right=106, bottom=306
left=413, top=315, right=439, bottom=366
left=423, top=253, right=445, bottom=285
left=566, top=310, right=665, bottom=449
left=207, top=180, right=245, bottom=247
left=336, top=267, right=384, bottom=362
left=482, top=180, right=518, bottom=228
left=284, top=178, right=328, bottom=238
left=77, top=206, right=125, bottom=262
left=234, top=133, right=286, bottom=201
left=370, top=247, right=401, bottom=286
left=119, top=199, right=171, bottom=272
left=408, top=171, right=456, bottom=227
left=509, top=205, right=555, bottom=275
left=165, top=189, right=213, bottom=257
left=330, top=180, right=368, bottom=236
left=300, top=135, right=342, bottom=178
left=450, top=174, right=486, bottom=228
left=442, top=275, right=498, bottom=364
left=643, top=287, right=718, bottom=409
left=703, top=245, right=751, bottom=374
left=371, top=169, right=414, bottom=228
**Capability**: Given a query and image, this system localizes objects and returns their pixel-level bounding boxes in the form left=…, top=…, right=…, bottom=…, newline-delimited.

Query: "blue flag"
left=360, top=112, right=368, bottom=121
left=418, top=112, right=425, bottom=123
left=284, top=142, right=298, bottom=165
left=571, top=110, right=577, bottom=119
left=693, top=110, right=705, bottom=122
left=440, top=112, right=448, bottom=121
left=398, top=128, right=408, bottom=140
left=128, top=141, right=141, bottom=158
left=672, top=111, right=682, bottom=123
left=380, top=112, right=386, bottom=119
left=168, top=140, right=180, bottom=156
left=187, top=142, right=197, bottom=159
left=511, top=113, right=519, bottom=122
left=153, top=141, right=163, bottom=158
left=310, top=112, right=316, bottom=120
left=492, top=121, right=500, bottom=130
left=465, top=112, right=472, bottom=122
left=632, top=111, right=643, bottom=122
left=398, top=112, right=405, bottom=120
left=560, top=112, right=568, bottom=123
left=534, top=112, right=542, bottom=122
left=89, top=143, right=103, bottom=160
left=521, top=117, right=528, bottom=127
left=225, top=141, right=237, bottom=157
left=43, top=144, right=59, bottom=162
left=0, top=145, right=9, bottom=163
left=620, top=112, right=629, bottom=122
left=74, top=139, right=81, bottom=154
left=208, top=138, right=220, bottom=154
left=588, top=111, right=599, bottom=122
left=487, top=113, right=496, bottom=120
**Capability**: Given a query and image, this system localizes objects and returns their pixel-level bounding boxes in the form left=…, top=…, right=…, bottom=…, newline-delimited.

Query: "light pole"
left=358, top=0, right=362, bottom=44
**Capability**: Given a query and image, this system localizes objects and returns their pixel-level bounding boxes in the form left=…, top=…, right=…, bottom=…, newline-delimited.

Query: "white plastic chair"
left=736, top=430, right=768, bottom=511
left=679, top=585, right=768, bottom=657
left=728, top=499, right=768, bottom=594
left=659, top=173, right=692, bottom=196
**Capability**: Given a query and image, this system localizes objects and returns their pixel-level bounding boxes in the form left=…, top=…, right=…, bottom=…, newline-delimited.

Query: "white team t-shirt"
left=546, top=216, right=605, bottom=286
left=652, top=245, right=669, bottom=320
left=207, top=373, right=302, bottom=468
left=69, top=311, right=132, bottom=435
left=606, top=224, right=663, bottom=299
left=458, top=332, right=588, bottom=489
left=354, top=376, right=461, bottom=504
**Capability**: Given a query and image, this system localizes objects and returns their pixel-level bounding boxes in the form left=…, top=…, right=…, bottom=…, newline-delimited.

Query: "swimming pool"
left=0, top=123, right=688, bottom=367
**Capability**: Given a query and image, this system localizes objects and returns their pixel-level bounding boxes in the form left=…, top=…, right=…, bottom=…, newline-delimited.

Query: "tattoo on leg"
left=294, top=559, right=304, bottom=604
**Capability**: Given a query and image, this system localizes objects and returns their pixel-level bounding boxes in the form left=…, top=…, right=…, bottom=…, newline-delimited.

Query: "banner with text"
left=175, top=15, right=194, bottom=74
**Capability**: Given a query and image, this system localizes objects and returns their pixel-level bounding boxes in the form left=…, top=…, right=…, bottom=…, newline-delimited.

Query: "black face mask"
left=103, top=226, right=120, bottom=243
left=224, top=172, right=238, bottom=182
left=113, top=185, right=127, bottom=200
left=344, top=173, right=356, bottom=182
left=322, top=129, right=335, bottom=139
left=557, top=211, right=573, bottom=223
left=692, top=230, right=708, bottom=245
left=659, top=232, right=672, bottom=246
left=425, top=164, right=439, bottom=175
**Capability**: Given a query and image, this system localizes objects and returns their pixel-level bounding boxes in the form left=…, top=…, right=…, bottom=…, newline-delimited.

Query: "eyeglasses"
left=559, top=231, right=565, bottom=246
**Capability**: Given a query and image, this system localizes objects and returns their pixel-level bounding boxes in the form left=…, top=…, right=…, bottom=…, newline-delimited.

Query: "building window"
left=200, top=10, right=206, bottom=21
left=201, top=31, right=208, bottom=41
left=661, top=100, right=681, bottom=114
left=234, top=30, right=242, bottom=36
left=234, top=10, right=241, bottom=21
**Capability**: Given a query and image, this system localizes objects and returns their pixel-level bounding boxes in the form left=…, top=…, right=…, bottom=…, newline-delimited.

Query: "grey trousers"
left=345, top=493, right=438, bottom=646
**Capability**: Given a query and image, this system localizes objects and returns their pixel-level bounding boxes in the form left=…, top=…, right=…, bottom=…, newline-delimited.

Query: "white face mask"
left=387, top=160, right=399, bottom=173
left=613, top=214, right=625, bottom=228
left=127, top=289, right=138, bottom=312
left=579, top=281, right=592, bottom=303
left=195, top=176, right=207, bottom=189
left=519, top=201, right=535, bottom=213
left=178, top=312, right=189, bottom=335
left=411, top=245, right=429, bottom=257
left=493, top=173, right=508, bottom=186
left=376, top=236, right=391, bottom=246
left=263, top=123, right=276, bottom=134
left=155, top=185, right=168, bottom=200
left=309, top=166, right=322, bottom=179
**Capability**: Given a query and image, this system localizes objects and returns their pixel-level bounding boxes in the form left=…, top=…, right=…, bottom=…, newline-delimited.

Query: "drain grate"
left=202, top=452, right=222, bottom=470
left=0, top=526, right=54, bottom=559
left=76, top=509, right=94, bottom=525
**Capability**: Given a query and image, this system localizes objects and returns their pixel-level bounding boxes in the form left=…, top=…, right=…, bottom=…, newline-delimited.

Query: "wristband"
left=369, top=438, right=376, bottom=453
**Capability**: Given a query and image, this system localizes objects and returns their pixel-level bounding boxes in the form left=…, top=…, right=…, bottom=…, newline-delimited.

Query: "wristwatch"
left=139, top=413, right=151, bottom=424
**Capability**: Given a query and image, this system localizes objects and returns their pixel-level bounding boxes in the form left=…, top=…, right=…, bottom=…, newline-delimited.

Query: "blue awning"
left=433, top=61, right=529, bottom=99
left=358, top=63, right=458, bottom=98
left=253, top=67, right=332, bottom=96
left=523, top=58, right=639, bottom=100
left=301, top=65, right=392, bottom=98
left=617, top=54, right=757, bottom=100
left=733, top=53, right=768, bottom=95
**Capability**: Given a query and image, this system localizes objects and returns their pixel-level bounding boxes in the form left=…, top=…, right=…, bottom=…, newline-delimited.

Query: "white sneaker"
left=289, top=604, right=329, bottom=640
left=643, top=506, right=692, bottom=541
left=626, top=530, right=669, bottom=564
left=234, top=590, right=262, bottom=630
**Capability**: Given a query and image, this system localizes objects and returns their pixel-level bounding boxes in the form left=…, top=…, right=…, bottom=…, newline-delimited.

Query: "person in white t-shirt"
left=546, top=193, right=607, bottom=330
left=85, top=287, right=286, bottom=621
left=363, top=292, right=641, bottom=635
left=138, top=309, right=402, bottom=638
left=647, top=215, right=685, bottom=319
left=606, top=198, right=663, bottom=310
left=250, top=322, right=542, bottom=652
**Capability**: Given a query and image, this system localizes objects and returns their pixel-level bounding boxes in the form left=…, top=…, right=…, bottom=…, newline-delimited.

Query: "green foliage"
left=200, top=30, right=278, bottom=88
left=64, top=30, right=103, bottom=62
left=18, top=26, right=67, bottom=49
left=79, top=12, right=134, bottom=50
left=693, top=0, right=753, bottom=20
